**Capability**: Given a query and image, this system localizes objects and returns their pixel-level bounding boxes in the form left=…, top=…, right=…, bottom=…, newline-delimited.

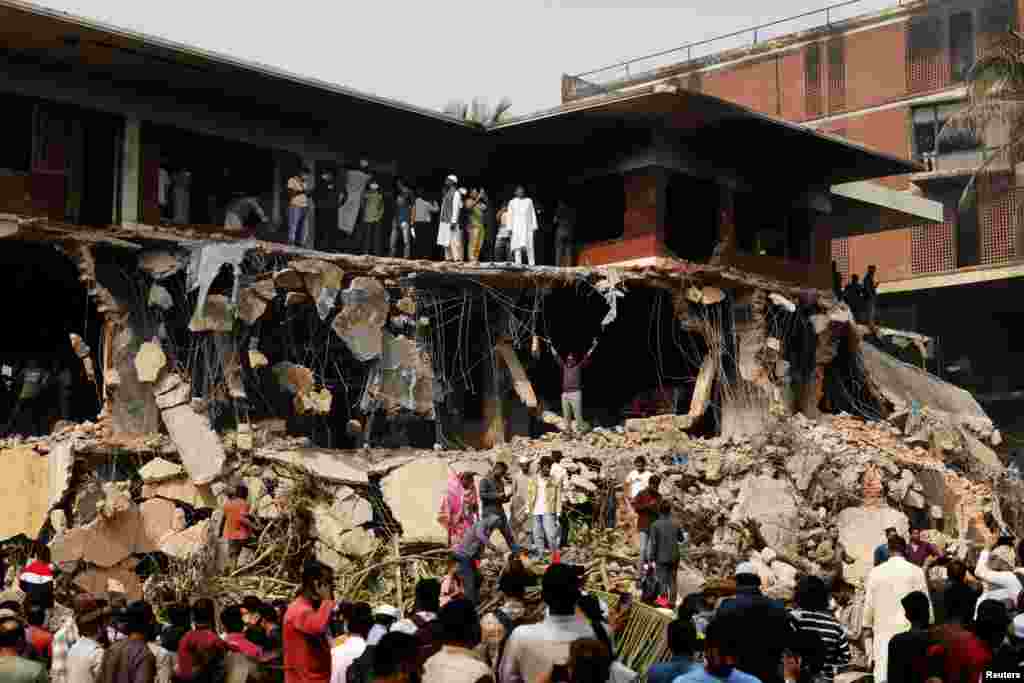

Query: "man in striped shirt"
left=788, top=576, right=851, bottom=683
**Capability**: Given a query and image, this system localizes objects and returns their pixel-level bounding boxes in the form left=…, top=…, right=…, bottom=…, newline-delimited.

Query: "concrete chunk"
left=332, top=277, right=389, bottom=362
left=836, top=505, right=908, bottom=584
left=257, top=448, right=369, bottom=485
left=160, top=404, right=226, bottom=484
left=135, top=341, right=167, bottom=383
left=381, top=457, right=449, bottom=543
left=142, top=478, right=217, bottom=508
left=138, top=457, right=185, bottom=484
left=161, top=520, right=211, bottom=560
left=0, top=447, right=49, bottom=541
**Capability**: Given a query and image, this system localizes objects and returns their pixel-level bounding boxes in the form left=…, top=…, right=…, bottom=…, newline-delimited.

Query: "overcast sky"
left=35, top=0, right=897, bottom=116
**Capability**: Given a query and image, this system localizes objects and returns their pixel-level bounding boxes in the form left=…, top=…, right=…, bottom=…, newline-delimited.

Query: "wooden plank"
left=496, top=341, right=538, bottom=410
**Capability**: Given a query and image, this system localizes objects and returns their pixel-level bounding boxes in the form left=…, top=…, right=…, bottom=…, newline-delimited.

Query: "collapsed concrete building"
left=0, top=3, right=1019, bottom=666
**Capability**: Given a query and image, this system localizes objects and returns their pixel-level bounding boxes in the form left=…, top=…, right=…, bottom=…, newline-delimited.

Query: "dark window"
left=0, top=94, right=33, bottom=172
left=949, top=12, right=975, bottom=83
left=576, top=174, right=624, bottom=244
left=912, top=102, right=981, bottom=160
left=805, top=43, right=822, bottom=117
left=733, top=192, right=812, bottom=263
left=828, top=36, right=846, bottom=113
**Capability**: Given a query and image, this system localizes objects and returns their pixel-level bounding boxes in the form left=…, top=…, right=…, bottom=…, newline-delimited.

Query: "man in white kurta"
left=508, top=186, right=538, bottom=266
left=436, top=175, right=463, bottom=261
left=861, top=536, right=932, bottom=683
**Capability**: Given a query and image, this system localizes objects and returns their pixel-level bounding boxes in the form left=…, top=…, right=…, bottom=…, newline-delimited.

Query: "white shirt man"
left=626, top=468, right=653, bottom=500
left=329, top=632, right=366, bottom=683
left=862, top=542, right=931, bottom=683
left=507, top=194, right=538, bottom=265
left=974, top=547, right=1023, bottom=618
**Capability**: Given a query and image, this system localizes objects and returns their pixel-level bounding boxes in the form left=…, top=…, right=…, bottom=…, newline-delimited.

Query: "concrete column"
left=271, top=159, right=282, bottom=225
left=119, top=116, right=141, bottom=225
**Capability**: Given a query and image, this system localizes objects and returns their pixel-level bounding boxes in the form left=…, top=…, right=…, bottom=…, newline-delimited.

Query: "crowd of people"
left=5, top=455, right=1024, bottom=683
left=280, top=169, right=576, bottom=267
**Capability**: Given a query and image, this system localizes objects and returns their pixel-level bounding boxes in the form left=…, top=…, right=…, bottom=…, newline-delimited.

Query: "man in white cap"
left=436, top=176, right=464, bottom=262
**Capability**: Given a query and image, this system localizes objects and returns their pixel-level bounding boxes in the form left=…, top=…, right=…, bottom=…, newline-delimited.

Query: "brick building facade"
left=564, top=0, right=1024, bottom=395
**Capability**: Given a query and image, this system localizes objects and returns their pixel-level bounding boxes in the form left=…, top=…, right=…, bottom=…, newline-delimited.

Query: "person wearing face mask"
left=672, top=615, right=760, bottom=683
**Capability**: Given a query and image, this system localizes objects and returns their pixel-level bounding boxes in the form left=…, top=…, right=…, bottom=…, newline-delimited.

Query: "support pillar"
left=120, top=117, right=141, bottom=225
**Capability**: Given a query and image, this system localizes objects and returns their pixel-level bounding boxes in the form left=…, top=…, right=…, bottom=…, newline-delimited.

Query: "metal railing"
left=568, top=0, right=907, bottom=92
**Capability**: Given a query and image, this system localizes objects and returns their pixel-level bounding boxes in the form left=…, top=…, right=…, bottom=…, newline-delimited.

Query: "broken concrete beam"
left=292, top=259, right=344, bottom=320
left=285, top=292, right=311, bottom=306
left=48, top=441, right=74, bottom=508
left=138, top=250, right=184, bottom=279
left=159, top=403, right=226, bottom=485
left=689, top=355, right=717, bottom=421
left=332, top=277, right=389, bottom=362
left=496, top=341, right=538, bottom=410
left=135, top=341, right=167, bottom=383
left=256, top=448, right=369, bottom=485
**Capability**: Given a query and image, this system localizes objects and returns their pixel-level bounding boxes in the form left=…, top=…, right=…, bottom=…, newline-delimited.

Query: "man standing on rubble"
left=222, top=485, right=254, bottom=569
left=479, top=461, right=519, bottom=553
left=549, top=451, right=569, bottom=548
left=527, top=456, right=561, bottom=560
left=632, top=475, right=662, bottom=570
left=549, top=338, right=598, bottom=437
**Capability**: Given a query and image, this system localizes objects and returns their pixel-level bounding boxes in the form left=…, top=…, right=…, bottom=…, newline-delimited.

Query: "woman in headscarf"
left=437, top=470, right=479, bottom=548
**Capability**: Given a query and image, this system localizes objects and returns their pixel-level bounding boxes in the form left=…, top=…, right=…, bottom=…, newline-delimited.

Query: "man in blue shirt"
left=874, top=527, right=899, bottom=566
left=673, top=614, right=761, bottom=683
left=647, top=618, right=696, bottom=683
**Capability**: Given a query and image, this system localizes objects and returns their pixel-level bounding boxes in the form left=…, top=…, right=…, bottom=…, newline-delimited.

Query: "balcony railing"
left=566, top=0, right=904, bottom=97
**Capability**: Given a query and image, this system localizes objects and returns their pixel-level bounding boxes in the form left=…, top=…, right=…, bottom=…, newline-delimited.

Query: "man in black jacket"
left=716, top=562, right=794, bottom=683
left=479, top=461, right=520, bottom=553
left=647, top=500, right=681, bottom=606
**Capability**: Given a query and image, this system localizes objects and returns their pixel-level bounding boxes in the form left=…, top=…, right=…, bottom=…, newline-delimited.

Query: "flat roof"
left=0, top=0, right=469, bottom=126
left=0, top=0, right=922, bottom=189
left=494, top=87, right=923, bottom=186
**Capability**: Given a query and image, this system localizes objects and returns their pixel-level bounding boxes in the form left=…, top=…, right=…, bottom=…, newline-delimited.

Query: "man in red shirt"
left=176, top=599, right=227, bottom=681
left=284, top=561, right=335, bottom=683
left=927, top=599, right=1009, bottom=683
left=220, top=606, right=262, bottom=659
left=24, top=604, right=50, bottom=664
left=222, top=485, right=254, bottom=568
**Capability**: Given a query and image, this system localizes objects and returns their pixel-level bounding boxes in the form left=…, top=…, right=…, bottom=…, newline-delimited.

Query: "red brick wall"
left=849, top=228, right=913, bottom=282
left=703, top=57, right=780, bottom=116
left=778, top=51, right=806, bottom=121
left=911, top=222, right=956, bottom=274
left=845, top=22, right=907, bottom=111
left=841, top=107, right=912, bottom=189
left=623, top=171, right=660, bottom=238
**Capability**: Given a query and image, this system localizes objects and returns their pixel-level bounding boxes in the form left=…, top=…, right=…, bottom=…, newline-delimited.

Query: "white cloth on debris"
left=507, top=197, right=538, bottom=253
left=338, top=169, right=371, bottom=234
left=862, top=555, right=931, bottom=683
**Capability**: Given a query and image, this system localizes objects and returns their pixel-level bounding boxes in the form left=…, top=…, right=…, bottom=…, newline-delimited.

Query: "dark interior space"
left=143, top=122, right=275, bottom=227
left=823, top=332, right=885, bottom=420
left=531, top=285, right=702, bottom=426
left=0, top=243, right=102, bottom=435
left=877, top=277, right=1024, bottom=396
left=75, top=107, right=120, bottom=227
left=734, top=189, right=815, bottom=261
left=665, top=173, right=718, bottom=261
left=0, top=92, right=32, bottom=172
left=573, top=174, right=625, bottom=245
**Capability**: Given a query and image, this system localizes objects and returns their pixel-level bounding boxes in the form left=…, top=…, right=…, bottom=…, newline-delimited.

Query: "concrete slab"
left=0, top=447, right=49, bottom=541
left=160, top=404, right=226, bottom=485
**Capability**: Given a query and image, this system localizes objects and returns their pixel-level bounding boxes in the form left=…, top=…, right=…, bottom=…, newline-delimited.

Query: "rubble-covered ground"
left=0, top=384, right=1014, bottom=670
